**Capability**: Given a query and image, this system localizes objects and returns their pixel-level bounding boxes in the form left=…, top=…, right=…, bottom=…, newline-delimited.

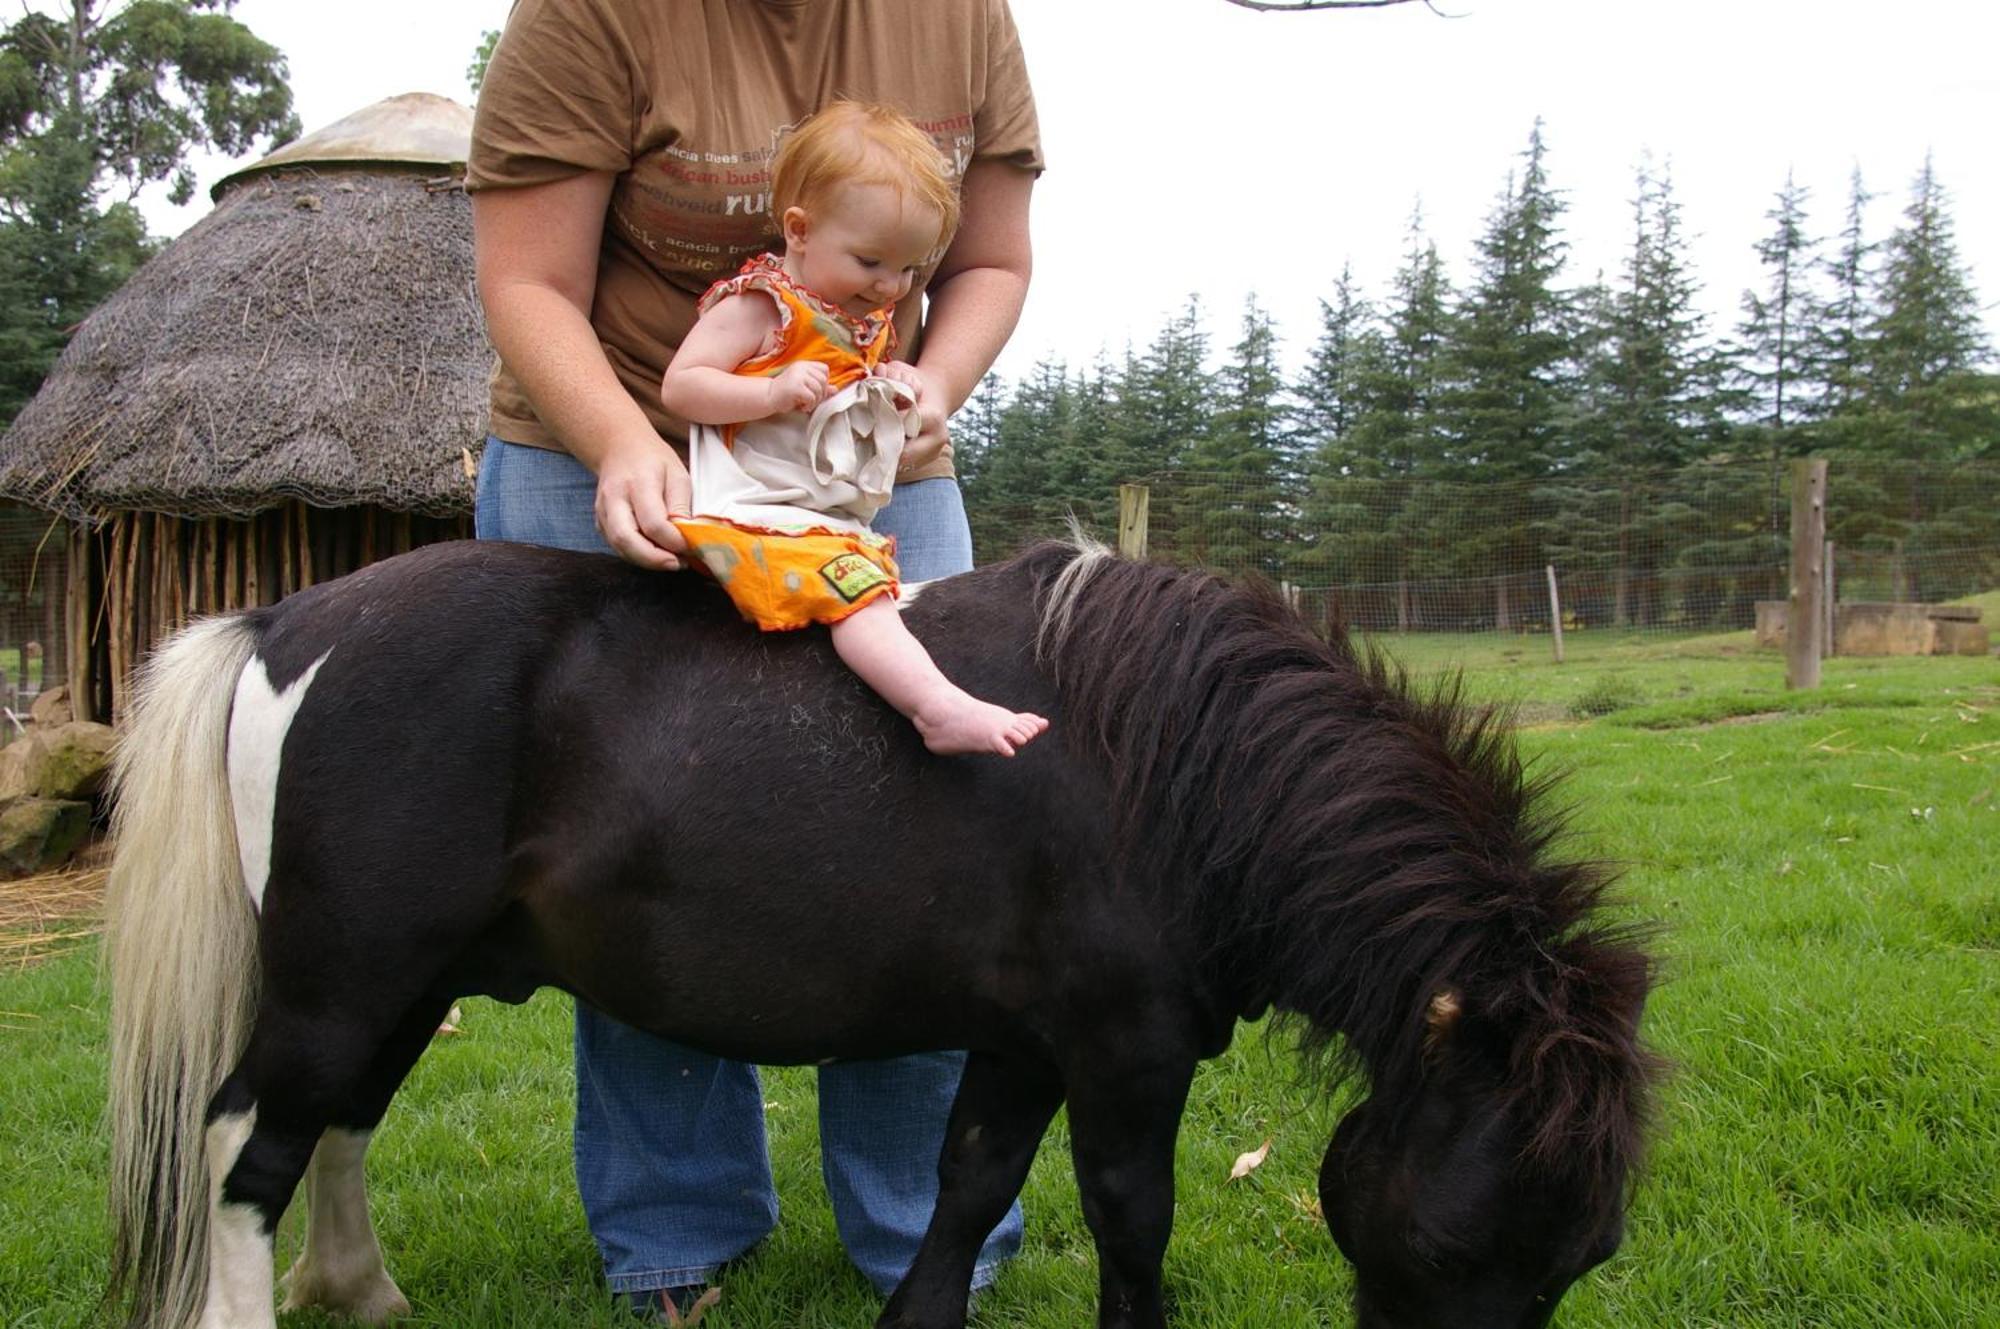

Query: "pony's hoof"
left=280, top=1261, right=412, bottom=1322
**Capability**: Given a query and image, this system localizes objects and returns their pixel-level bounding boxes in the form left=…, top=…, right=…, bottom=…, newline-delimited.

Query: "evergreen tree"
left=964, top=358, right=1075, bottom=560
left=1296, top=260, right=1376, bottom=472
left=1732, top=171, right=1818, bottom=452
left=1303, top=207, right=1455, bottom=627
left=1181, top=295, right=1290, bottom=573
left=1860, top=155, right=1994, bottom=461
left=1109, top=297, right=1212, bottom=477
left=0, top=0, right=297, bottom=423
left=1441, top=119, right=1575, bottom=482
left=1345, top=205, right=1453, bottom=478
left=1585, top=159, right=1721, bottom=473
left=1573, top=161, right=1729, bottom=624
left=1808, top=167, right=1877, bottom=449
left=951, top=371, right=1008, bottom=492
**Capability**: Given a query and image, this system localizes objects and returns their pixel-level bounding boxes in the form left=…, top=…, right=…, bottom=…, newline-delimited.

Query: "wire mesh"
left=0, top=505, right=67, bottom=718
left=966, top=458, right=2000, bottom=637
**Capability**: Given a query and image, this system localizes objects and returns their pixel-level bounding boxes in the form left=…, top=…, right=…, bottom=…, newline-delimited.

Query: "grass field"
left=1, top=628, right=1994, bottom=1328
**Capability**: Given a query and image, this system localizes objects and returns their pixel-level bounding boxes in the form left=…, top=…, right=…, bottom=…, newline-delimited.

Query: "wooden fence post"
left=1822, top=539, right=1837, bottom=659
left=1787, top=459, right=1829, bottom=690
left=1117, top=483, right=1149, bottom=560
left=1546, top=564, right=1565, bottom=665
left=66, top=520, right=93, bottom=723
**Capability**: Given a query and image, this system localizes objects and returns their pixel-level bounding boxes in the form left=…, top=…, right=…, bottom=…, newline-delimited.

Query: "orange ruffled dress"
left=672, top=254, right=919, bottom=631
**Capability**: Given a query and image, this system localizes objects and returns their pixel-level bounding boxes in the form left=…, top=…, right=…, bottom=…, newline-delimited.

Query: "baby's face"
left=784, top=182, right=942, bottom=319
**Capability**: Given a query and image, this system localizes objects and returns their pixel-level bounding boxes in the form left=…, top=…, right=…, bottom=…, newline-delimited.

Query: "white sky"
left=136, top=0, right=2000, bottom=386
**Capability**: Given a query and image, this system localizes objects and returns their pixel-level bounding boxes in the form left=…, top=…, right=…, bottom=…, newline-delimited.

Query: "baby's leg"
left=830, top=598, right=1048, bottom=757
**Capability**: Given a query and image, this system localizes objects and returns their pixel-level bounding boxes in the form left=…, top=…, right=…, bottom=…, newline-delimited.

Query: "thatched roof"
left=214, top=92, right=476, bottom=196
left=0, top=93, right=489, bottom=521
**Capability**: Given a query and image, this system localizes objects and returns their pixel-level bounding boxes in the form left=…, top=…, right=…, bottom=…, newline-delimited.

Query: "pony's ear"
left=1423, top=988, right=1463, bottom=1058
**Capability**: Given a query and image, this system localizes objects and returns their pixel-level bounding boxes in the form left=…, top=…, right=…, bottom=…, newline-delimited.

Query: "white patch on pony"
left=198, top=1108, right=278, bottom=1329
left=281, top=1129, right=410, bottom=1322
left=897, top=579, right=931, bottom=607
left=228, top=651, right=330, bottom=912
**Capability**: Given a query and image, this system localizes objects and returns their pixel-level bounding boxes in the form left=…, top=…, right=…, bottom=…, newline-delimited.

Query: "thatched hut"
left=0, top=92, right=490, bottom=721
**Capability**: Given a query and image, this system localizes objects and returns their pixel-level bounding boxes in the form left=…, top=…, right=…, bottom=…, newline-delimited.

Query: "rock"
left=29, top=685, right=72, bottom=728
left=0, top=732, right=47, bottom=803
left=31, top=722, right=117, bottom=801
left=0, top=797, right=92, bottom=876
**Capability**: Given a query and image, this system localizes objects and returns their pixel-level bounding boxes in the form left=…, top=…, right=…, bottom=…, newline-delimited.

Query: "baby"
left=662, top=102, right=1048, bottom=757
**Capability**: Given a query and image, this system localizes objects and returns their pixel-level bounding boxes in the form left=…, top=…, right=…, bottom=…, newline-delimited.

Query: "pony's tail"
left=104, top=614, right=262, bottom=1329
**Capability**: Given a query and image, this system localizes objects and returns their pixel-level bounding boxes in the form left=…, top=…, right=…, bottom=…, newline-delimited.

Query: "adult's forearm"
left=913, top=265, right=1030, bottom=416
left=481, top=280, right=663, bottom=471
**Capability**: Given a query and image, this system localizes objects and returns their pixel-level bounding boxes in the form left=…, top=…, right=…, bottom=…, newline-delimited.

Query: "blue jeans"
left=473, top=439, right=1021, bottom=1296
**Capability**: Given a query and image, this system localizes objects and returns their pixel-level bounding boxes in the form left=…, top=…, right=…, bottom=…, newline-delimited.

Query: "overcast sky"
left=137, top=0, right=2000, bottom=386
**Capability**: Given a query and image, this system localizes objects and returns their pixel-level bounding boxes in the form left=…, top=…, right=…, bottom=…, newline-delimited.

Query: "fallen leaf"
left=1228, top=1138, right=1272, bottom=1182
left=435, top=1004, right=464, bottom=1036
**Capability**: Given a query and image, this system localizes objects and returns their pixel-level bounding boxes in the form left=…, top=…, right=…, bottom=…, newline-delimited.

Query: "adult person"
left=464, top=0, right=1042, bottom=1316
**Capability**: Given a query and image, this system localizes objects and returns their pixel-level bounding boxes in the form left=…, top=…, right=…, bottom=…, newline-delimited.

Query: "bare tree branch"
left=1221, top=0, right=1449, bottom=13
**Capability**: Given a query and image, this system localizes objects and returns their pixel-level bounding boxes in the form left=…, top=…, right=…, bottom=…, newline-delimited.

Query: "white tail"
left=104, top=614, right=262, bottom=1329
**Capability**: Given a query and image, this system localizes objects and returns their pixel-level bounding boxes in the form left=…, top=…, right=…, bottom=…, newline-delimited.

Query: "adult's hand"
left=881, top=361, right=951, bottom=473
left=473, top=172, right=691, bottom=569
left=593, top=436, right=693, bottom=571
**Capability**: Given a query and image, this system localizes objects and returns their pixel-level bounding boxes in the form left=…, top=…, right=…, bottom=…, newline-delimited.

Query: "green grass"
left=3, top=638, right=1996, bottom=1327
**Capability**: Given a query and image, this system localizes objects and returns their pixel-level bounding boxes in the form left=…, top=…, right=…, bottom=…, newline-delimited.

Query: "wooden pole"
left=1546, top=564, right=1565, bottom=665
left=1786, top=458, right=1829, bottom=690
left=65, top=521, right=92, bottom=723
left=1822, top=539, right=1837, bottom=659
left=1117, top=483, right=1149, bottom=560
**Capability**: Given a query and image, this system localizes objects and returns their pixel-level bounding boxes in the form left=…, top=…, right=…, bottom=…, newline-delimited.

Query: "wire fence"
left=0, top=505, right=66, bottom=719
left=0, top=462, right=1989, bottom=703
left=966, top=458, right=2000, bottom=638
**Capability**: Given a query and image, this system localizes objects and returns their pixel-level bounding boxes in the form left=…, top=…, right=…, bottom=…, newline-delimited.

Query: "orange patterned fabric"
left=700, top=254, right=895, bottom=444
left=677, top=518, right=900, bottom=632
left=676, top=254, right=907, bottom=631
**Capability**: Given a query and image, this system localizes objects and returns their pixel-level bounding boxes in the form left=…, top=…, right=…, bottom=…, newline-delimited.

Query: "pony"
left=104, top=538, right=1660, bottom=1329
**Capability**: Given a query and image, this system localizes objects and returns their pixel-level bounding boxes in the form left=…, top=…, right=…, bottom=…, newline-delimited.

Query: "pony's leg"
left=195, top=1075, right=313, bottom=1329
left=280, top=996, right=451, bottom=1321
left=876, top=1053, right=1063, bottom=1329
left=1064, top=1055, right=1196, bottom=1329
left=196, top=1102, right=285, bottom=1329
left=195, top=995, right=434, bottom=1329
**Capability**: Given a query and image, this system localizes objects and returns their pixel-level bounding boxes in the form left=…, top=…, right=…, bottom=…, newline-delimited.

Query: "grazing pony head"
left=1030, top=541, right=1663, bottom=1328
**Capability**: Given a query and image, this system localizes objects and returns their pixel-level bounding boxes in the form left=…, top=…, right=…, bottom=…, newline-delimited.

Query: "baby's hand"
left=878, top=360, right=925, bottom=398
left=767, top=361, right=830, bottom=415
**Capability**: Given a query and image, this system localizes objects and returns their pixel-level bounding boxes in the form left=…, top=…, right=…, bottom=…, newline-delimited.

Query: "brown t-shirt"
left=467, top=0, right=1043, bottom=480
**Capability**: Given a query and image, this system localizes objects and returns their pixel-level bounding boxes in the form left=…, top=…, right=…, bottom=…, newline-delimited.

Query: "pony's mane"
left=1023, top=541, right=1660, bottom=1203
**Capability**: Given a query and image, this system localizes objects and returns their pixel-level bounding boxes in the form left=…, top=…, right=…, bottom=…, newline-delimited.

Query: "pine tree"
left=1574, top=161, right=1729, bottom=625
left=1808, top=167, right=1877, bottom=450
left=1732, top=171, right=1818, bottom=452
left=1440, top=120, right=1574, bottom=481
left=1296, top=261, right=1372, bottom=471
left=1861, top=155, right=1994, bottom=461
left=1304, top=207, right=1455, bottom=628
left=1181, top=295, right=1291, bottom=574
left=1345, top=205, right=1454, bottom=479
left=951, top=371, right=1008, bottom=492
left=1109, top=297, right=1213, bottom=477
left=1585, top=159, right=1722, bottom=474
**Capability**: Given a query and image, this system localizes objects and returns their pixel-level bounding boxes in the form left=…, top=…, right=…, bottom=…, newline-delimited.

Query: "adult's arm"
left=901, top=159, right=1035, bottom=471
left=472, top=173, right=691, bottom=570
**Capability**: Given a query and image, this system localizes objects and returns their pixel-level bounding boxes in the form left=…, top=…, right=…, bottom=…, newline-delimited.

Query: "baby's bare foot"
left=914, top=694, right=1050, bottom=757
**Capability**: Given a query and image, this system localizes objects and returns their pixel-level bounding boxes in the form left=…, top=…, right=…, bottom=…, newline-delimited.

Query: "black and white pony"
left=105, top=538, right=1659, bottom=1329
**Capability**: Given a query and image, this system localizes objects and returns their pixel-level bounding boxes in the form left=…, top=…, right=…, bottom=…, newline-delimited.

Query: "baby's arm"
left=662, top=294, right=827, bottom=424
